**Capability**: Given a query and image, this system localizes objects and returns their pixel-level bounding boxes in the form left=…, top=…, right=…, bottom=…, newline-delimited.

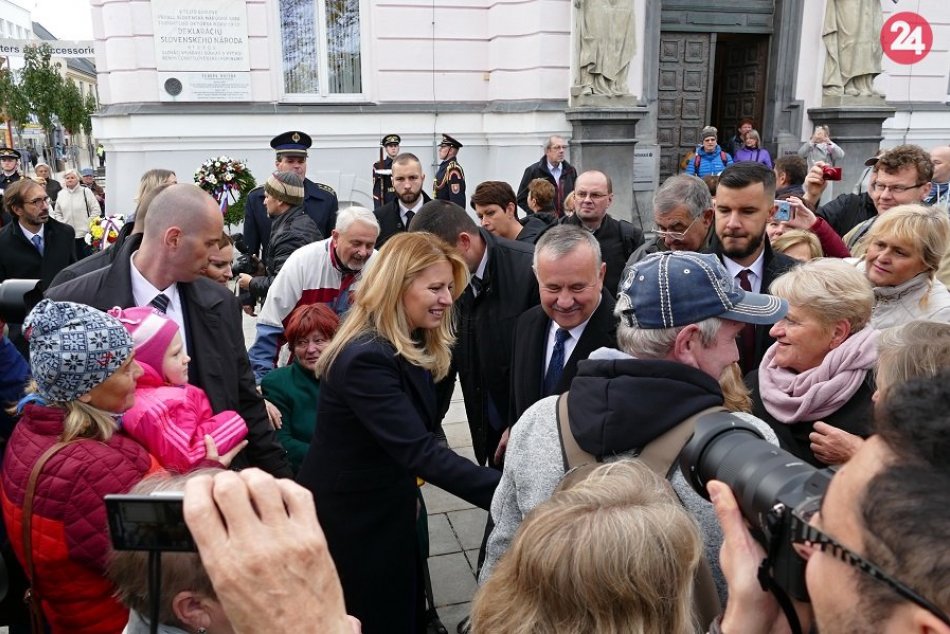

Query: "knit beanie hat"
left=701, top=126, right=718, bottom=141
left=25, top=299, right=134, bottom=402
left=264, top=171, right=305, bottom=206
left=108, top=306, right=180, bottom=374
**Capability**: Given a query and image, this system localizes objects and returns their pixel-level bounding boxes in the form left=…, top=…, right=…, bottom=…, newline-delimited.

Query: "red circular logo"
left=881, top=12, right=933, bottom=64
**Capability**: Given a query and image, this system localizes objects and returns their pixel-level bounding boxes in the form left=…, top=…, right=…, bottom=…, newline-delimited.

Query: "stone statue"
left=573, top=0, right=636, bottom=97
left=822, top=0, right=883, bottom=97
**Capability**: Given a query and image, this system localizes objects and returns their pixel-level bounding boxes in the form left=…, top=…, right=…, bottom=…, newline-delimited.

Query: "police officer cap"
left=438, top=134, right=463, bottom=149
left=381, top=134, right=401, bottom=147
left=0, top=148, right=21, bottom=160
left=271, top=131, right=312, bottom=157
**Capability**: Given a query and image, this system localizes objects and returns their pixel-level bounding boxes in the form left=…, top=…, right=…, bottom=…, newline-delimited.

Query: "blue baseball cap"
left=618, top=251, right=787, bottom=328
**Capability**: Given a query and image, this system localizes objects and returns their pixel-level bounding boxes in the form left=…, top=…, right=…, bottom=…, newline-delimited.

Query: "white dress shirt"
left=130, top=252, right=187, bottom=353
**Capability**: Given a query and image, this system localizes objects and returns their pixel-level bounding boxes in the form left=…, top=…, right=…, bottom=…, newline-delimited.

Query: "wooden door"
left=657, top=33, right=712, bottom=180
left=712, top=35, right=769, bottom=150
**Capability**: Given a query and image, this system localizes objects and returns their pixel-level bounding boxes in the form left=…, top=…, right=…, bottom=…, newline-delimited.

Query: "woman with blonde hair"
left=470, top=460, right=701, bottom=634
left=297, top=231, right=500, bottom=634
left=51, top=168, right=99, bottom=258
left=771, top=229, right=823, bottom=261
left=850, top=204, right=950, bottom=329
left=810, top=320, right=950, bottom=463
left=750, top=258, right=878, bottom=466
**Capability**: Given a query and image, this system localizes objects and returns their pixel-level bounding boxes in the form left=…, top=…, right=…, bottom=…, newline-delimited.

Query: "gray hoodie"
left=479, top=348, right=778, bottom=600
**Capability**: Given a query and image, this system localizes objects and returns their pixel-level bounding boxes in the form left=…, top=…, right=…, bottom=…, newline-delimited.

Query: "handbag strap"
left=22, top=441, right=70, bottom=629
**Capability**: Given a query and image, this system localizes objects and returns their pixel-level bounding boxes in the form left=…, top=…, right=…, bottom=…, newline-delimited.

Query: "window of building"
left=279, top=0, right=363, bottom=99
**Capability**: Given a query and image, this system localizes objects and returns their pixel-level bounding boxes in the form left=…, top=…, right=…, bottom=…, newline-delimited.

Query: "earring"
left=197, top=629, right=207, bottom=634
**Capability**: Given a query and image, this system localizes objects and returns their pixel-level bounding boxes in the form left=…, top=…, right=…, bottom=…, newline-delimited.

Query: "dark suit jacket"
left=373, top=192, right=432, bottom=250
left=243, top=179, right=339, bottom=255
left=298, top=335, right=499, bottom=634
left=510, top=290, right=617, bottom=423
left=48, top=223, right=136, bottom=289
left=714, top=237, right=798, bottom=372
left=451, top=230, right=540, bottom=465
left=0, top=217, right=77, bottom=291
left=45, top=238, right=291, bottom=477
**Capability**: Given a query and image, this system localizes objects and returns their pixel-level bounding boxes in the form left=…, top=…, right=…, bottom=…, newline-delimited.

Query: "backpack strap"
left=556, top=392, right=595, bottom=472
left=693, top=153, right=702, bottom=172
left=638, top=405, right=726, bottom=479
left=23, top=440, right=71, bottom=632
left=555, top=393, right=601, bottom=491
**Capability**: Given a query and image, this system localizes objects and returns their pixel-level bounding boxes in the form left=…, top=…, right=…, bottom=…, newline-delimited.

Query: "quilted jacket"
left=0, top=403, right=161, bottom=633
left=122, top=363, right=247, bottom=472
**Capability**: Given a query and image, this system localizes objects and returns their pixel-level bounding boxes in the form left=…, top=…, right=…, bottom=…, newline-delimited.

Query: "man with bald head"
left=47, top=183, right=292, bottom=477
left=926, top=145, right=950, bottom=210
left=561, top=169, right=643, bottom=293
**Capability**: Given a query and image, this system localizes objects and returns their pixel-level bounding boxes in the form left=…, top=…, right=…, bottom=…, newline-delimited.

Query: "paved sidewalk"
left=241, top=311, right=482, bottom=631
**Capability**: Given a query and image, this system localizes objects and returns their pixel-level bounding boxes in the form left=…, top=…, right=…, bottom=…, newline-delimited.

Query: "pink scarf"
left=758, top=327, right=878, bottom=423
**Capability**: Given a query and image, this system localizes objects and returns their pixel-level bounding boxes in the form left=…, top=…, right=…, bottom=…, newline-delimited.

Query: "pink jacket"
left=122, top=363, right=248, bottom=472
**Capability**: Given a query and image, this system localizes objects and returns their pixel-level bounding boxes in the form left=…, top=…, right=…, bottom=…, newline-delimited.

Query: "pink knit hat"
left=108, top=306, right=180, bottom=373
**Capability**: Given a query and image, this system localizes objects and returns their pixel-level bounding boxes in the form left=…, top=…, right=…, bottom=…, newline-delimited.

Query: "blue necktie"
left=542, top=328, right=570, bottom=396
left=31, top=234, right=43, bottom=255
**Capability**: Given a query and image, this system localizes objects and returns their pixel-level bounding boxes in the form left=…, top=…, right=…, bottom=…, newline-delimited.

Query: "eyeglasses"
left=549, top=144, right=569, bottom=150
left=24, top=196, right=50, bottom=206
left=574, top=191, right=609, bottom=201
left=653, top=216, right=702, bottom=241
left=790, top=498, right=950, bottom=627
left=871, top=182, right=927, bottom=194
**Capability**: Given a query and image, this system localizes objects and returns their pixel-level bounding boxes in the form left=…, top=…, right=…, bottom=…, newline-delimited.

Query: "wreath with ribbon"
left=194, top=156, right=257, bottom=226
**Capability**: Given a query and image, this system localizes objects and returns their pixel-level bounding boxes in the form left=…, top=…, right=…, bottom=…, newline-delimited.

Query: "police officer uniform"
left=0, top=148, right=22, bottom=194
left=372, top=134, right=400, bottom=209
left=433, top=134, right=466, bottom=207
left=243, top=131, right=339, bottom=256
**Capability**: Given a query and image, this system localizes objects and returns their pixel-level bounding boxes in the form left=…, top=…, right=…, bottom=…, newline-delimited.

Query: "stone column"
left=566, top=106, right=648, bottom=225
left=807, top=104, right=896, bottom=198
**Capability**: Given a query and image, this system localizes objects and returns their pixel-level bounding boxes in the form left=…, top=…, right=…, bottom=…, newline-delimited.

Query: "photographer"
left=803, top=144, right=933, bottom=241
left=706, top=372, right=950, bottom=634
left=237, top=171, right=321, bottom=309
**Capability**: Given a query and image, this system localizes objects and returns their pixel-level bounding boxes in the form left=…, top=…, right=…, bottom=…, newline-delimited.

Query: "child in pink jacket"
left=109, top=306, right=248, bottom=472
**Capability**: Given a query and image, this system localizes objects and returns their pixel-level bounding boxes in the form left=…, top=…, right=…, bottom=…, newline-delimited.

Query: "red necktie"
left=736, top=270, right=757, bottom=375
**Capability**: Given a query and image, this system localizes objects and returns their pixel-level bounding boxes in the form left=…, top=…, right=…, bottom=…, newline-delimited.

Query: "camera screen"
left=105, top=494, right=197, bottom=552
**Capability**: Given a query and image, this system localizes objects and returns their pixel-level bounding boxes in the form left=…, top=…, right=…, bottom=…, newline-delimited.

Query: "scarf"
left=758, top=326, right=878, bottom=424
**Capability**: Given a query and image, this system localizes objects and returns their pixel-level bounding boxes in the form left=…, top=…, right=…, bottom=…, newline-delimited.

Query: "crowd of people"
left=0, top=123, right=947, bottom=634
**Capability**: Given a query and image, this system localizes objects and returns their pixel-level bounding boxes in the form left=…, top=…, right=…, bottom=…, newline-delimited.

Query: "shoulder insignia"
left=317, top=182, right=336, bottom=195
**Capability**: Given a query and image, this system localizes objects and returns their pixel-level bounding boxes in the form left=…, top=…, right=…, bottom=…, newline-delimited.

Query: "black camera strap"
left=148, top=551, right=161, bottom=634
left=758, top=530, right=804, bottom=634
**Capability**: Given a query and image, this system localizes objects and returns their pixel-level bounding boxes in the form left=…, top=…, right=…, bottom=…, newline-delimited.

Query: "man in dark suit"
left=0, top=178, right=77, bottom=357
left=410, top=200, right=539, bottom=468
left=47, top=184, right=291, bottom=477
left=243, top=131, right=337, bottom=256
left=373, top=153, right=430, bottom=249
left=371, top=133, right=400, bottom=208
left=508, top=225, right=616, bottom=437
left=713, top=161, right=797, bottom=374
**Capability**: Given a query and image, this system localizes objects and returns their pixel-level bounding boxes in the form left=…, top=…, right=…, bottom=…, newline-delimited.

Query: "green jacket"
left=261, top=360, right=320, bottom=474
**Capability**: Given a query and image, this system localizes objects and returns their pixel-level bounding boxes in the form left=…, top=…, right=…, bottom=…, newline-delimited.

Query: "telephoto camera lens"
left=679, top=411, right=832, bottom=600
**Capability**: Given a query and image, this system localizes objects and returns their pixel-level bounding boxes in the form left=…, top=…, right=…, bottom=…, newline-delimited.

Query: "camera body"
left=680, top=412, right=833, bottom=600
left=821, top=165, right=842, bottom=181
left=230, top=233, right=263, bottom=278
left=105, top=493, right=196, bottom=552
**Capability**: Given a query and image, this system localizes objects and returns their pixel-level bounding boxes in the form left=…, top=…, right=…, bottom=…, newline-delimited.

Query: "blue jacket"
left=686, top=145, right=733, bottom=177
